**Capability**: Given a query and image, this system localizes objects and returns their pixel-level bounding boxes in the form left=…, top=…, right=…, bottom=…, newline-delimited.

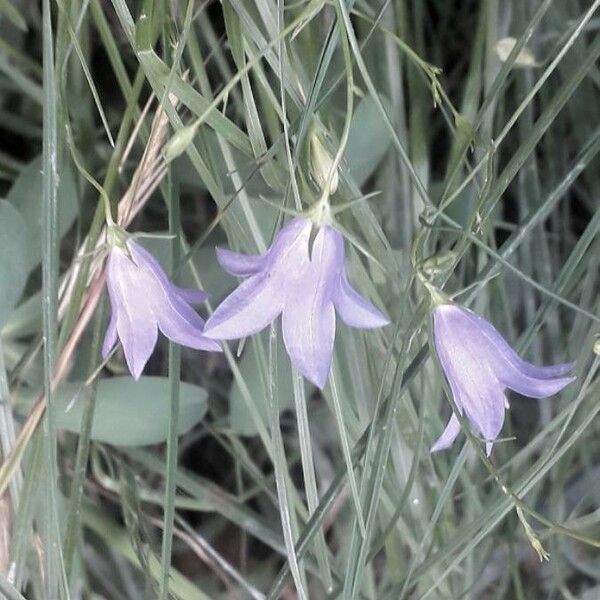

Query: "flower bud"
left=163, top=121, right=199, bottom=163
left=494, top=37, right=538, bottom=67
left=310, top=133, right=338, bottom=195
left=421, top=251, right=456, bottom=277
left=106, top=224, right=129, bottom=250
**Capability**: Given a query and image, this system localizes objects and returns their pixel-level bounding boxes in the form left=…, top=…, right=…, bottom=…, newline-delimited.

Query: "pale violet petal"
left=281, top=226, right=341, bottom=389
left=118, top=310, right=158, bottom=379
left=102, top=310, right=118, bottom=359
left=113, top=291, right=157, bottom=380
left=157, top=309, right=222, bottom=352
left=216, top=247, right=266, bottom=276
left=218, top=218, right=311, bottom=276
left=447, top=307, right=575, bottom=398
left=128, top=240, right=172, bottom=288
left=137, top=264, right=220, bottom=352
left=312, top=226, right=345, bottom=294
left=432, top=306, right=474, bottom=414
left=431, top=413, right=461, bottom=453
left=204, top=275, right=285, bottom=339
left=173, top=287, right=209, bottom=304
left=154, top=284, right=207, bottom=332
left=433, top=305, right=506, bottom=444
left=205, top=218, right=312, bottom=340
left=459, top=307, right=574, bottom=380
left=501, top=370, right=575, bottom=398
left=461, top=384, right=506, bottom=443
left=269, top=218, right=313, bottom=259
left=128, top=241, right=218, bottom=349
left=431, top=303, right=574, bottom=454
left=103, top=257, right=121, bottom=359
left=107, top=248, right=159, bottom=379
left=130, top=241, right=211, bottom=306
left=266, top=218, right=312, bottom=282
left=282, top=298, right=335, bottom=389
left=333, top=270, right=389, bottom=329
left=513, top=361, right=574, bottom=379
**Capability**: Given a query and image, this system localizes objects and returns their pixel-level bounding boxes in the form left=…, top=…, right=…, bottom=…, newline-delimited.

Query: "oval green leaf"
left=55, top=376, right=208, bottom=446
left=0, top=201, right=34, bottom=328
left=7, top=155, right=78, bottom=267
left=346, top=96, right=393, bottom=186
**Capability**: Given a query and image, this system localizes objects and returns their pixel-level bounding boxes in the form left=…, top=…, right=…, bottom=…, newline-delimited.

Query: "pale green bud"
left=106, top=224, right=129, bottom=250
left=421, top=251, right=456, bottom=277
left=310, top=133, right=338, bottom=195
left=163, top=122, right=199, bottom=163
left=495, top=38, right=538, bottom=67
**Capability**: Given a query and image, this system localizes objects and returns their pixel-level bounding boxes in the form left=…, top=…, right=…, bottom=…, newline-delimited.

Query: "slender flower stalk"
left=203, top=217, right=389, bottom=389
left=103, top=227, right=221, bottom=379
left=430, top=302, right=574, bottom=454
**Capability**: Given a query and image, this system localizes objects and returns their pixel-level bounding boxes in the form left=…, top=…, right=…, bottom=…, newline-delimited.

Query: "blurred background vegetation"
left=0, top=0, right=599, bottom=598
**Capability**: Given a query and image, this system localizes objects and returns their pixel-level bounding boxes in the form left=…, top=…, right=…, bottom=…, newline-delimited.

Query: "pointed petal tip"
left=559, top=374, right=576, bottom=389
left=174, top=286, right=210, bottom=305
left=102, top=313, right=118, bottom=360
left=311, top=371, right=328, bottom=390
left=158, top=313, right=225, bottom=352
left=127, top=349, right=150, bottom=379
left=332, top=270, right=390, bottom=330
left=202, top=276, right=283, bottom=340
left=201, top=321, right=232, bottom=341
left=201, top=316, right=233, bottom=342
left=281, top=338, right=331, bottom=389
left=101, top=343, right=113, bottom=361
left=430, top=414, right=461, bottom=453
left=515, top=359, right=576, bottom=380
left=430, top=442, right=445, bottom=454
left=376, top=314, right=392, bottom=327
left=546, top=361, right=576, bottom=377
left=197, top=337, right=224, bottom=352
left=298, top=366, right=328, bottom=390
left=201, top=325, right=217, bottom=339
left=216, top=246, right=265, bottom=276
left=202, top=320, right=253, bottom=345
left=431, top=442, right=447, bottom=453
left=281, top=297, right=335, bottom=392
left=101, top=333, right=116, bottom=361
left=355, top=308, right=391, bottom=329
left=130, top=362, right=144, bottom=381
left=120, top=327, right=156, bottom=383
left=505, top=372, right=575, bottom=399
left=430, top=439, right=453, bottom=453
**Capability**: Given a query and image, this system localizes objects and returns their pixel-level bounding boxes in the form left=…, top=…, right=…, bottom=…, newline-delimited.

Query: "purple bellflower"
left=103, top=230, right=221, bottom=379
left=203, top=217, right=389, bottom=389
left=431, top=303, right=574, bottom=455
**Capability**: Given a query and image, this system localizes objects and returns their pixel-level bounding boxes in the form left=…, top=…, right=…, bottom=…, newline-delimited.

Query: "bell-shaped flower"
left=431, top=303, right=574, bottom=455
left=203, top=217, right=389, bottom=388
left=103, top=232, right=221, bottom=379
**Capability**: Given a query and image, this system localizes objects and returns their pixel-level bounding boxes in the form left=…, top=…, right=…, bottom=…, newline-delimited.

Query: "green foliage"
left=0, top=0, right=598, bottom=598
left=229, top=332, right=298, bottom=436
left=0, top=201, right=32, bottom=327
left=346, top=96, right=393, bottom=185
left=7, top=156, right=79, bottom=266
left=54, top=376, right=208, bottom=446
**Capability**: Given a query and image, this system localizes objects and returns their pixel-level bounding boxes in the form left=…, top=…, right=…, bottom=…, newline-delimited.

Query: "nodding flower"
left=430, top=303, right=574, bottom=455
left=103, top=231, right=221, bottom=379
left=203, top=217, right=389, bottom=389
